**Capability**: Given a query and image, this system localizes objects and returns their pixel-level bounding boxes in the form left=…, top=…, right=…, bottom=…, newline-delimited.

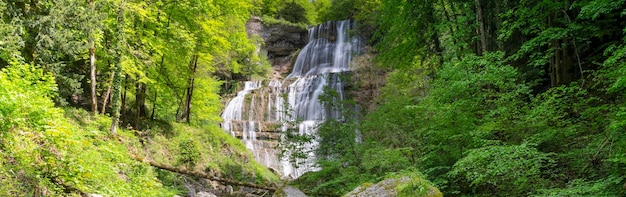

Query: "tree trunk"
left=121, top=74, right=129, bottom=124
left=440, top=0, right=459, bottom=54
left=151, top=90, right=157, bottom=120
left=475, top=0, right=488, bottom=55
left=101, top=68, right=114, bottom=114
left=89, top=0, right=98, bottom=115
left=178, top=54, right=198, bottom=123
left=135, top=81, right=146, bottom=129
left=111, top=0, right=126, bottom=135
left=425, top=6, right=443, bottom=65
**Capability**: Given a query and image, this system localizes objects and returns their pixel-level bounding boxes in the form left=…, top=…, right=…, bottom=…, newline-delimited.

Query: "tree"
left=110, top=0, right=126, bottom=134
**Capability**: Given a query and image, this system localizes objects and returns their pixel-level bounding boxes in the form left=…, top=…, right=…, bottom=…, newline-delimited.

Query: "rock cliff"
left=246, top=16, right=308, bottom=80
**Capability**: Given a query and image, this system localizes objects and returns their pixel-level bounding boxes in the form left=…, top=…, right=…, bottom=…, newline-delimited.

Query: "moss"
left=388, top=170, right=442, bottom=197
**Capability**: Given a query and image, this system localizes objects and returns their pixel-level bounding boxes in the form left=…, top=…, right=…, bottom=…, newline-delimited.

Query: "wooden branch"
left=131, top=155, right=277, bottom=191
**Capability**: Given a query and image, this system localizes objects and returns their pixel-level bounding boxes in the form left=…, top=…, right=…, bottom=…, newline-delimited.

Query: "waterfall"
left=221, top=20, right=360, bottom=179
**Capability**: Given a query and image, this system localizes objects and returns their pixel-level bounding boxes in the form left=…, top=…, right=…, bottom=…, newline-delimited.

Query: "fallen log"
left=131, top=155, right=277, bottom=191
left=132, top=155, right=340, bottom=196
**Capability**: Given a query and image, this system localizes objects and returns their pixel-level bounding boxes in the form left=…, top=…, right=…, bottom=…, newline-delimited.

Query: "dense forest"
left=301, top=0, right=626, bottom=196
left=1, top=0, right=626, bottom=196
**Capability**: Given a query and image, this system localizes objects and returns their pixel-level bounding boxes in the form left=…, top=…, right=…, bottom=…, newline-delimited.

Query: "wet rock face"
left=246, top=16, right=308, bottom=78
left=262, top=25, right=308, bottom=56
left=347, top=48, right=388, bottom=113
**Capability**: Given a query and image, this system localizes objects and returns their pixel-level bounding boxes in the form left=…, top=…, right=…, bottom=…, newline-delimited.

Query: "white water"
left=221, top=20, right=360, bottom=179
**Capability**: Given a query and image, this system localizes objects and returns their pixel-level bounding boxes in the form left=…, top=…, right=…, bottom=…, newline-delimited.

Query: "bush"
left=449, top=144, right=555, bottom=196
left=177, top=139, right=201, bottom=168
left=277, top=2, right=308, bottom=24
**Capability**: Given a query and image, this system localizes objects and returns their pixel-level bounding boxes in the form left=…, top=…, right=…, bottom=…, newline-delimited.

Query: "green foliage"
left=303, top=0, right=626, bottom=195
left=0, top=61, right=177, bottom=196
left=277, top=2, right=308, bottom=24
left=0, top=60, right=278, bottom=195
left=177, top=139, right=201, bottom=168
left=260, top=15, right=309, bottom=30
left=449, top=144, right=555, bottom=196
left=314, top=0, right=355, bottom=22
left=142, top=122, right=279, bottom=184
left=391, top=169, right=442, bottom=197
left=260, top=0, right=317, bottom=24
left=534, top=176, right=624, bottom=197
left=0, top=59, right=58, bottom=131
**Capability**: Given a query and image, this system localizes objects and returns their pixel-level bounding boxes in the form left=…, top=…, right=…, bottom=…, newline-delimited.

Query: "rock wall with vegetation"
left=245, top=16, right=308, bottom=81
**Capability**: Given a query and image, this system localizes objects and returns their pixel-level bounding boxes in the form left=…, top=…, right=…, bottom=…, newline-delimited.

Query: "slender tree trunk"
left=111, top=0, right=126, bottom=135
left=151, top=90, right=157, bottom=120
left=555, top=39, right=562, bottom=86
left=440, top=0, right=459, bottom=54
left=101, top=69, right=114, bottom=114
left=121, top=74, right=129, bottom=124
left=89, top=0, right=98, bottom=115
left=135, top=81, right=146, bottom=129
left=90, top=40, right=98, bottom=115
left=475, top=0, right=488, bottom=55
left=178, top=54, right=198, bottom=123
left=425, top=6, right=443, bottom=65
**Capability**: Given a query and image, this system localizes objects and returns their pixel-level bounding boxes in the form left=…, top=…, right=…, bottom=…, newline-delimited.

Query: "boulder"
left=345, top=175, right=441, bottom=197
left=272, top=186, right=307, bottom=197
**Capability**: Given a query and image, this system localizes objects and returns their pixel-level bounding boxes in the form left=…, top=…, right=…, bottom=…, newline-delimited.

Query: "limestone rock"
left=272, top=186, right=307, bottom=197
left=344, top=176, right=442, bottom=197
left=245, top=16, right=308, bottom=80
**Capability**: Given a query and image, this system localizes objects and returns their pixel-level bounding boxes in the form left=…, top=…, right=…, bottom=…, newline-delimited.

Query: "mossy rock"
left=344, top=172, right=441, bottom=197
left=272, top=185, right=307, bottom=197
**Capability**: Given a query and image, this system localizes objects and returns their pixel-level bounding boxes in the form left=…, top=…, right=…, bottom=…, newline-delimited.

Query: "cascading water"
left=221, top=20, right=360, bottom=179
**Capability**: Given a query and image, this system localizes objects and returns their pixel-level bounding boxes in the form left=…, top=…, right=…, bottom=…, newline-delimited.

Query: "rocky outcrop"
left=344, top=175, right=442, bottom=197
left=348, top=47, right=388, bottom=112
left=246, top=16, right=308, bottom=80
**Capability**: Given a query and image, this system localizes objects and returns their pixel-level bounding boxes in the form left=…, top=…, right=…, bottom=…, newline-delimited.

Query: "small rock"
left=225, top=185, right=234, bottom=194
